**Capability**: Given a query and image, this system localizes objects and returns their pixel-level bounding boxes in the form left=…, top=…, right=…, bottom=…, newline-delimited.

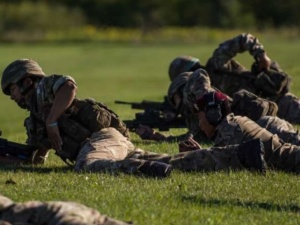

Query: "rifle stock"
left=115, top=97, right=176, bottom=113
left=0, top=136, right=36, bottom=161
left=115, top=100, right=162, bottom=110
left=123, top=110, right=186, bottom=132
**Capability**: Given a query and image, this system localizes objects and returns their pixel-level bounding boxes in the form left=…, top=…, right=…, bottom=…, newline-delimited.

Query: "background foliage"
left=0, top=0, right=300, bottom=42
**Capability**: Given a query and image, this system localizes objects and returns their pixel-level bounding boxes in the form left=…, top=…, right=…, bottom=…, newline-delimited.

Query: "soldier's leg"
left=170, top=139, right=266, bottom=173
left=264, top=136, right=300, bottom=173
left=0, top=199, right=131, bottom=225
left=129, top=139, right=266, bottom=173
left=74, top=128, right=171, bottom=177
left=74, top=127, right=133, bottom=173
left=126, top=148, right=172, bottom=164
left=169, top=145, right=243, bottom=172
left=236, top=120, right=300, bottom=173
left=276, top=93, right=300, bottom=124
left=256, top=116, right=300, bottom=145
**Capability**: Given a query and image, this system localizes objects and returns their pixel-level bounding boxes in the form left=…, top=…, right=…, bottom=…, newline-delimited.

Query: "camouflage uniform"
left=23, top=74, right=167, bottom=176
left=183, top=69, right=215, bottom=109
left=214, top=113, right=300, bottom=172
left=25, top=73, right=251, bottom=174
left=76, top=126, right=262, bottom=173
left=165, top=72, right=208, bottom=143
left=130, top=144, right=249, bottom=172
left=0, top=194, right=130, bottom=225
left=256, top=116, right=300, bottom=145
left=183, top=68, right=300, bottom=151
left=205, top=33, right=300, bottom=124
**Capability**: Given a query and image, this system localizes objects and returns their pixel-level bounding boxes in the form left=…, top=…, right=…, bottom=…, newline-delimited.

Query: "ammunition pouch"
left=57, top=114, right=91, bottom=163
left=231, top=89, right=278, bottom=121
left=69, top=98, right=130, bottom=138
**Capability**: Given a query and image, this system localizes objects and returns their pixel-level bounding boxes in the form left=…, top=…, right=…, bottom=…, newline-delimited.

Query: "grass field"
left=0, top=35, right=300, bottom=224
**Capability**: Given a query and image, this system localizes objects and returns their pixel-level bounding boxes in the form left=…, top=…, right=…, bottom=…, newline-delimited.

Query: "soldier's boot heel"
left=237, top=139, right=267, bottom=174
left=139, top=161, right=172, bottom=178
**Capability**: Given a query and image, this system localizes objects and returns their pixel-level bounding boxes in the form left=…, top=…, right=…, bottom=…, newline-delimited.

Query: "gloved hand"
left=178, top=136, right=201, bottom=152
left=30, top=148, right=50, bottom=164
left=135, top=124, right=166, bottom=141
left=257, top=53, right=271, bottom=71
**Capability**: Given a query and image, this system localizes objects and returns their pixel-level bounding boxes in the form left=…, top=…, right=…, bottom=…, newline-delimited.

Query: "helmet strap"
left=17, top=77, right=35, bottom=96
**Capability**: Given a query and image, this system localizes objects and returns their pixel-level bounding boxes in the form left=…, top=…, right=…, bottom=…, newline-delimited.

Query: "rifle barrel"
left=114, top=100, right=134, bottom=105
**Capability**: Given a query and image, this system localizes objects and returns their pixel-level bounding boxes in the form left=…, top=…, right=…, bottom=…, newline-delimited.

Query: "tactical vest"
left=231, top=89, right=278, bottom=121
left=28, top=98, right=129, bottom=164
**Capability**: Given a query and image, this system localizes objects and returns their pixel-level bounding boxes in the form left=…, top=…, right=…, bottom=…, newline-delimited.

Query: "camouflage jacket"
left=0, top=195, right=129, bottom=225
left=206, top=33, right=290, bottom=99
left=24, top=74, right=129, bottom=161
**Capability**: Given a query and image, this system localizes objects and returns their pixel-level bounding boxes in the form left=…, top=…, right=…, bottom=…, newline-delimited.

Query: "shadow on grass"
left=131, top=140, right=162, bottom=146
left=181, top=195, right=300, bottom=213
left=0, top=164, right=72, bottom=173
left=132, top=138, right=213, bottom=145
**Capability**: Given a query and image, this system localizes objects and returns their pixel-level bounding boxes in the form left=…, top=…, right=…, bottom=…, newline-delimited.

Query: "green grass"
left=0, top=36, right=300, bottom=224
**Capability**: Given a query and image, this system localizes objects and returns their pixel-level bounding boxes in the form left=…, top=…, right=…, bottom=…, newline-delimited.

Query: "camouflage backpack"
left=252, top=61, right=290, bottom=98
left=231, top=89, right=278, bottom=121
left=69, top=98, right=130, bottom=138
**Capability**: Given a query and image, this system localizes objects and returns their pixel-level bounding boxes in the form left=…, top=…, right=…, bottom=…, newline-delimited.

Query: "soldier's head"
left=167, top=71, right=192, bottom=112
left=193, top=91, right=230, bottom=138
left=168, top=56, right=202, bottom=81
left=183, top=68, right=214, bottom=111
left=1, top=59, right=45, bottom=108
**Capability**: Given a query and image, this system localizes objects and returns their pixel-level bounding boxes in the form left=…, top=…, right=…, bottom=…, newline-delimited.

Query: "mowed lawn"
left=0, top=38, right=299, bottom=225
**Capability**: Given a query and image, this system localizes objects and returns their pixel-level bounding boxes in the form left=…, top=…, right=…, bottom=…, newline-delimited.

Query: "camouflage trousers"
left=247, top=116, right=300, bottom=172
left=220, top=115, right=300, bottom=173
left=74, top=127, right=244, bottom=174
left=261, top=134, right=300, bottom=172
left=276, top=92, right=300, bottom=124
left=129, top=145, right=243, bottom=172
left=256, top=116, right=300, bottom=145
left=0, top=196, right=129, bottom=225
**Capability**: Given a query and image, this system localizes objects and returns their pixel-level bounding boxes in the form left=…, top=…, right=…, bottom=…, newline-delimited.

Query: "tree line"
left=0, top=0, right=299, bottom=29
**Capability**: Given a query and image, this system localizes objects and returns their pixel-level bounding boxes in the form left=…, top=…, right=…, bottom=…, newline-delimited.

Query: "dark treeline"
left=1, top=0, right=300, bottom=29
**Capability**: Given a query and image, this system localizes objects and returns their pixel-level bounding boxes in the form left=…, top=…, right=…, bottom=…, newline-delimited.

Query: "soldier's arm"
left=210, top=33, right=267, bottom=71
left=46, top=80, right=77, bottom=152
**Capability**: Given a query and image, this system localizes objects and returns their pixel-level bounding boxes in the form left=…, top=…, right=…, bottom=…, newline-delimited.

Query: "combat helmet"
left=168, top=56, right=201, bottom=81
left=183, top=68, right=214, bottom=109
left=1, top=59, right=45, bottom=95
left=167, top=71, right=192, bottom=109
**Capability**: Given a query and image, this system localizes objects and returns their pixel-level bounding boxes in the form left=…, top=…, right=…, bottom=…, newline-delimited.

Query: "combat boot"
left=139, top=161, right=172, bottom=178
left=237, top=139, right=267, bottom=174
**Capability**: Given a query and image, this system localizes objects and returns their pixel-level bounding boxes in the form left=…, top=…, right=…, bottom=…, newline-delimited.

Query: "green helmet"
left=168, top=56, right=201, bottom=81
left=167, top=71, right=192, bottom=109
left=183, top=68, right=214, bottom=109
left=1, top=59, right=45, bottom=95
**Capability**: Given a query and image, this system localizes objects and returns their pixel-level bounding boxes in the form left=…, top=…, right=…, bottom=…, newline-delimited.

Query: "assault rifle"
left=122, top=110, right=186, bottom=132
left=115, top=96, right=176, bottom=113
left=115, top=98, right=187, bottom=131
left=0, top=130, right=36, bottom=162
